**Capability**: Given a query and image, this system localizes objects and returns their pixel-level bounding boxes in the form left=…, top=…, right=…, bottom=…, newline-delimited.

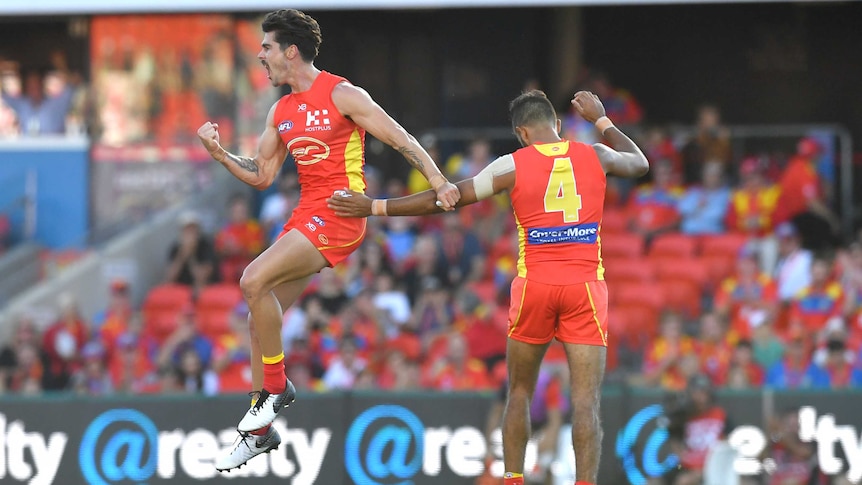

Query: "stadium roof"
left=1, top=0, right=825, bottom=16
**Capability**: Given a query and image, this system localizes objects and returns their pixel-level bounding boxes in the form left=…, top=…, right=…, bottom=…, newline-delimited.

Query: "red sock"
left=575, top=481, right=595, bottom=485
left=503, top=473, right=524, bottom=485
left=262, top=353, right=286, bottom=394
left=250, top=424, right=271, bottom=436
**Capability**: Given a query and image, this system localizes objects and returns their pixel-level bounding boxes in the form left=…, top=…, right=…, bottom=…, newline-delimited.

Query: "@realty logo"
left=79, top=409, right=158, bottom=485
left=345, top=405, right=425, bottom=485
left=615, top=404, right=679, bottom=485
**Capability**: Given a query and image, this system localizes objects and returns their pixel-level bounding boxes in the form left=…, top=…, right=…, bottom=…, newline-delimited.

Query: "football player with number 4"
left=328, top=90, right=649, bottom=485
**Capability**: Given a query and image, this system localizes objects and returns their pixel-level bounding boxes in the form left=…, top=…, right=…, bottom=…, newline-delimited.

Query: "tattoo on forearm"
left=225, top=152, right=260, bottom=175
left=398, top=146, right=425, bottom=172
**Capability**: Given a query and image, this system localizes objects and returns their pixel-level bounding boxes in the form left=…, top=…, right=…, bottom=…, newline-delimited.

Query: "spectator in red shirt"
left=42, top=293, right=90, bottom=390
left=641, top=311, right=698, bottom=391
left=94, top=279, right=135, bottom=359
left=696, top=312, right=732, bottom=385
left=788, top=255, right=844, bottom=336
left=627, top=159, right=683, bottom=244
left=726, top=157, right=783, bottom=273
left=109, top=332, right=158, bottom=394
left=424, top=333, right=492, bottom=391
left=776, top=137, right=839, bottom=251
left=714, top=247, right=779, bottom=340
left=667, top=374, right=728, bottom=485
left=215, top=193, right=265, bottom=283
left=377, top=347, right=420, bottom=391
left=722, top=340, right=764, bottom=388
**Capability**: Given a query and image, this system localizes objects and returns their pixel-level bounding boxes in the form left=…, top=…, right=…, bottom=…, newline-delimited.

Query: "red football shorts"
left=507, top=277, right=608, bottom=346
left=278, top=207, right=366, bottom=266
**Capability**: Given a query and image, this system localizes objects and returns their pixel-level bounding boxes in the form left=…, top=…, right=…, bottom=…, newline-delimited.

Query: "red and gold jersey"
left=273, top=71, right=366, bottom=207
left=510, top=141, right=606, bottom=285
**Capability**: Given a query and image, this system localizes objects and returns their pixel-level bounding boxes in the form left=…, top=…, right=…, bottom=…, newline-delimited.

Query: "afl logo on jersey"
left=287, top=136, right=331, bottom=165
left=277, top=120, right=294, bottom=134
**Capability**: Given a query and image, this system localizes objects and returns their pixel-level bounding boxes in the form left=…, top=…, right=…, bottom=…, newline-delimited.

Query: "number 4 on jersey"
left=543, top=157, right=582, bottom=223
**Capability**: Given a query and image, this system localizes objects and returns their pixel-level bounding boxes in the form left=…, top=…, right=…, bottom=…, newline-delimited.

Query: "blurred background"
left=0, top=1, right=861, bottom=484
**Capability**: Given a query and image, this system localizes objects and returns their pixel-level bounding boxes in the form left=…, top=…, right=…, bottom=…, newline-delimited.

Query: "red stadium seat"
left=699, top=253, right=737, bottom=289
left=142, top=284, right=193, bottom=342
left=196, top=284, right=243, bottom=338
left=603, top=259, right=655, bottom=287
left=659, top=279, right=703, bottom=319
left=600, top=233, right=645, bottom=260
left=611, top=282, right=664, bottom=339
left=609, top=303, right=660, bottom=348
left=601, top=209, right=627, bottom=234
left=649, top=233, right=698, bottom=259
left=654, top=257, right=709, bottom=288
left=700, top=233, right=750, bottom=259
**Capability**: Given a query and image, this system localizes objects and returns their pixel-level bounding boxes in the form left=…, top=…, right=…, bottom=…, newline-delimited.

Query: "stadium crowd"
left=0, top=107, right=857, bottom=399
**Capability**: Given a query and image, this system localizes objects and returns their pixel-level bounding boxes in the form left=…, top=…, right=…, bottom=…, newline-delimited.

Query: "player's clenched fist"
left=197, top=121, right=221, bottom=156
left=435, top=181, right=460, bottom=211
left=571, top=91, right=606, bottom=124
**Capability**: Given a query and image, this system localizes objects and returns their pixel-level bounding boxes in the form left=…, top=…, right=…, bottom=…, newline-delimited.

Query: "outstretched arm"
left=331, top=82, right=460, bottom=210
left=327, top=155, right=515, bottom=217
left=571, top=91, right=650, bottom=178
left=197, top=102, right=287, bottom=190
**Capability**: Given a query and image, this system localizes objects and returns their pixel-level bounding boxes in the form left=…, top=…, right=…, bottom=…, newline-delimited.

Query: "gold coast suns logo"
left=287, top=136, right=331, bottom=165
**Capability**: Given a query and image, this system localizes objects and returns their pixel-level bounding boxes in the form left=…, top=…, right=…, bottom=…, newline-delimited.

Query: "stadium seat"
left=699, top=233, right=750, bottom=259
left=659, top=279, right=703, bottom=318
left=600, top=233, right=645, bottom=260
left=142, top=284, right=194, bottom=342
left=700, top=253, right=737, bottom=289
left=196, top=284, right=243, bottom=338
left=603, top=259, right=655, bottom=288
left=654, top=257, right=709, bottom=288
left=649, top=233, right=698, bottom=259
left=609, top=302, right=660, bottom=348
left=600, top=209, right=627, bottom=234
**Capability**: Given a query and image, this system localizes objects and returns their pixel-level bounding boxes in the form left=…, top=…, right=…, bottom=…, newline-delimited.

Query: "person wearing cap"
left=726, top=156, right=782, bottom=273
left=166, top=211, right=219, bottom=293
left=773, top=222, right=813, bottom=304
left=776, top=136, right=840, bottom=251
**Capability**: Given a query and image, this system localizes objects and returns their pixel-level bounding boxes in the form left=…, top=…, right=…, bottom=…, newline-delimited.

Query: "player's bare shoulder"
left=330, top=82, right=374, bottom=118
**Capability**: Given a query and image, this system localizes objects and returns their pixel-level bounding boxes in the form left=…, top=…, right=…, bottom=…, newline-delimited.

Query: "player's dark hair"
left=261, top=9, right=322, bottom=62
left=509, top=90, right=557, bottom=130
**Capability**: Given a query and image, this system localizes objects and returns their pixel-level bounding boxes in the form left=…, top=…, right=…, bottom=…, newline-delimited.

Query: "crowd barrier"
left=2, top=388, right=861, bottom=484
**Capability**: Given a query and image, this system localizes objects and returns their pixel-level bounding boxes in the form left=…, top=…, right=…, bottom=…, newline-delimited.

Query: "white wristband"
left=595, top=116, right=614, bottom=134
left=371, top=199, right=388, bottom=216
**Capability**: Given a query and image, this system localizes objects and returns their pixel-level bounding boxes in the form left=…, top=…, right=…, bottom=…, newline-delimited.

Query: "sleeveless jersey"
left=273, top=71, right=366, bottom=208
left=510, top=140, right=606, bottom=285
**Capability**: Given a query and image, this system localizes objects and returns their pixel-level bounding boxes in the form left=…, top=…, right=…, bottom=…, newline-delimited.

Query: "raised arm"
left=197, top=102, right=287, bottom=190
left=326, top=154, right=516, bottom=217
left=571, top=91, right=650, bottom=178
left=330, top=82, right=460, bottom=209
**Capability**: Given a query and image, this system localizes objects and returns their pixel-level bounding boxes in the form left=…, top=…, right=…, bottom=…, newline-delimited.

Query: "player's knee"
left=239, top=267, right=266, bottom=299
